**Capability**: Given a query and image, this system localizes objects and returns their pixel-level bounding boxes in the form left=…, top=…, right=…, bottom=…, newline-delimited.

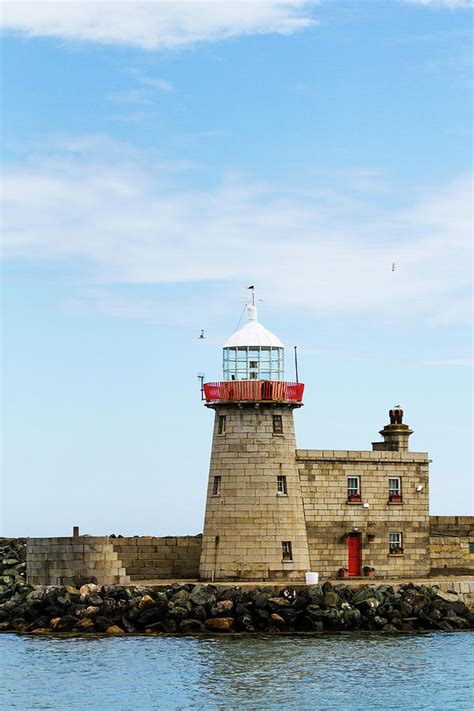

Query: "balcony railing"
left=203, top=380, right=304, bottom=404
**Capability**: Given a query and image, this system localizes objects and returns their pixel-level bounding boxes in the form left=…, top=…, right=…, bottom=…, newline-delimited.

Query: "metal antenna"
left=294, top=346, right=299, bottom=383
left=197, top=373, right=205, bottom=401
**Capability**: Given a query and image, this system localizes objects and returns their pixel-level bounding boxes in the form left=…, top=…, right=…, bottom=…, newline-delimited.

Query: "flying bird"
left=392, top=262, right=396, bottom=272
left=198, top=330, right=206, bottom=339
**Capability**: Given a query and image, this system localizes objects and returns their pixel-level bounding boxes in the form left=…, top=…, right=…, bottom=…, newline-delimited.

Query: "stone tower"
left=199, top=297, right=311, bottom=581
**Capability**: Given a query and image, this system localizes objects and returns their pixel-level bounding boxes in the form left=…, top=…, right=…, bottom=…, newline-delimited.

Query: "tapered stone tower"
left=199, top=296, right=310, bottom=581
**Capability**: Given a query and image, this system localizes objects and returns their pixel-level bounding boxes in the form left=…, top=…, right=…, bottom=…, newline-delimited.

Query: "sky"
left=1, top=0, right=472, bottom=537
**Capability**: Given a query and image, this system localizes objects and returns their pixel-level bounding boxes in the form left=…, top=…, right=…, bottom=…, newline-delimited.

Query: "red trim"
left=203, top=380, right=304, bottom=404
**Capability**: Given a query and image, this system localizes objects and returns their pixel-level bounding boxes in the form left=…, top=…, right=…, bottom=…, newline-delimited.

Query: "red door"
left=348, top=535, right=361, bottom=576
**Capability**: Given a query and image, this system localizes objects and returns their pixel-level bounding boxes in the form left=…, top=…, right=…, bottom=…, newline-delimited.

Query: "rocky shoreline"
left=1, top=538, right=473, bottom=635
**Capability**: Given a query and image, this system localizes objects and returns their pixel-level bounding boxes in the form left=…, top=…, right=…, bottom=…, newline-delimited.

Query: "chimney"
left=372, top=406, right=413, bottom=452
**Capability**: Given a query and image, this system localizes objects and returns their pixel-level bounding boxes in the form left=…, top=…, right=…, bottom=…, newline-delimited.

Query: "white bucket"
left=305, top=571, right=319, bottom=585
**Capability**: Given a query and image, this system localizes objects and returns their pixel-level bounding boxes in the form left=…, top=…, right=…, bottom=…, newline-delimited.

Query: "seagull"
left=392, top=262, right=396, bottom=272
left=198, top=329, right=206, bottom=339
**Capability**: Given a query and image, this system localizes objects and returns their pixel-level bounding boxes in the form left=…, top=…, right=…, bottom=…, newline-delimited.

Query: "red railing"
left=203, top=380, right=304, bottom=404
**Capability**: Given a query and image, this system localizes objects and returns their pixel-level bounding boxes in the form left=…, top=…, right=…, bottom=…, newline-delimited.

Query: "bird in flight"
left=198, top=329, right=206, bottom=339
left=392, top=262, right=396, bottom=272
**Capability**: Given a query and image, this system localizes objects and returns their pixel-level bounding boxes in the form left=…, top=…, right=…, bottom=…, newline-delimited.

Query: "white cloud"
left=0, top=1, right=318, bottom=49
left=2, top=135, right=472, bottom=325
left=404, top=0, right=473, bottom=8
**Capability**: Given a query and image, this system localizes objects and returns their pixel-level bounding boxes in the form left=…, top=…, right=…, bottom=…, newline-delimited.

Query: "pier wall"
left=27, top=535, right=202, bottom=586
left=430, top=516, right=474, bottom=575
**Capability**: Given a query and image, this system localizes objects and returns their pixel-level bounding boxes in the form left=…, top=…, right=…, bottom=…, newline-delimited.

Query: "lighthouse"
left=199, top=295, right=311, bottom=581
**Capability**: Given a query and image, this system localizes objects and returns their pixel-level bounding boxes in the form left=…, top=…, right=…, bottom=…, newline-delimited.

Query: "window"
left=281, top=541, right=293, bottom=561
left=212, top=476, right=221, bottom=496
left=469, top=543, right=474, bottom=554
left=389, top=532, right=403, bottom=554
left=389, top=477, right=402, bottom=501
left=273, top=415, right=283, bottom=434
left=277, top=475, right=288, bottom=495
left=347, top=477, right=361, bottom=501
left=218, top=415, right=226, bottom=434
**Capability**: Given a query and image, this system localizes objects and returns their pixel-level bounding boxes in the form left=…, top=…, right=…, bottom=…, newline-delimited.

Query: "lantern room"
left=222, top=304, right=284, bottom=381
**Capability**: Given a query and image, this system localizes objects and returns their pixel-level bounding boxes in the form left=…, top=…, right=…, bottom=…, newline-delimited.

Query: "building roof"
left=224, top=305, right=284, bottom=348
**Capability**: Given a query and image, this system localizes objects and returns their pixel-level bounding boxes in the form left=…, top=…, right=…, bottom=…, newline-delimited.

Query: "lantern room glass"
left=223, top=346, right=284, bottom=381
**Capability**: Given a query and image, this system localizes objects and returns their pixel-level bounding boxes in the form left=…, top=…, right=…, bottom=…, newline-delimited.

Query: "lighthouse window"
left=277, top=475, right=288, bottom=495
left=273, top=415, right=283, bottom=434
left=218, top=415, right=226, bottom=434
left=212, top=476, right=221, bottom=496
left=281, top=541, right=293, bottom=561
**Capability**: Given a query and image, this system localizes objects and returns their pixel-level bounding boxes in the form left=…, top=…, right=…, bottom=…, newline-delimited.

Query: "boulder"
left=205, top=617, right=234, bottom=631
left=106, top=625, right=125, bottom=635
left=180, top=619, right=205, bottom=633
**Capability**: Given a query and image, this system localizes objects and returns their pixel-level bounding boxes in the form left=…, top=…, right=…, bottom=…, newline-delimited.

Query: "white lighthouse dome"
left=222, top=304, right=284, bottom=381
left=224, top=306, right=284, bottom=348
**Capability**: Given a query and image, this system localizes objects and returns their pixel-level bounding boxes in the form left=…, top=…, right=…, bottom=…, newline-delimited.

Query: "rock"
left=106, top=625, right=125, bottom=635
left=57, top=615, right=78, bottom=632
left=205, top=617, right=234, bottom=631
left=189, top=586, right=217, bottom=608
left=323, top=592, right=339, bottom=608
left=76, top=617, right=95, bottom=631
left=79, top=583, right=102, bottom=599
left=211, top=599, right=234, bottom=616
left=307, top=585, right=324, bottom=605
left=267, top=597, right=290, bottom=612
left=355, top=596, right=381, bottom=613
left=180, top=619, right=205, bottom=633
left=138, top=595, right=155, bottom=609
left=137, top=605, right=167, bottom=628
left=169, top=606, right=189, bottom=622
left=270, top=613, right=285, bottom=626
left=94, top=616, right=114, bottom=632
left=434, top=590, right=459, bottom=603
left=171, top=590, right=190, bottom=605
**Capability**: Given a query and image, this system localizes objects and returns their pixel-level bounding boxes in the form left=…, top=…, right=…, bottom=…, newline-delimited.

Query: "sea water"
left=1, top=632, right=472, bottom=710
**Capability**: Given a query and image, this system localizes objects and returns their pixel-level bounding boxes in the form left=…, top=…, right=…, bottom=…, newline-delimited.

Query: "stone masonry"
left=27, top=535, right=202, bottom=586
left=430, top=516, right=474, bottom=575
left=199, top=404, right=311, bottom=580
left=298, top=448, right=430, bottom=579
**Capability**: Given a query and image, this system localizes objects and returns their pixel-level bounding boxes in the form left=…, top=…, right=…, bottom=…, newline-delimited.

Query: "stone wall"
left=27, top=535, right=202, bottom=586
left=430, top=516, right=474, bottom=575
left=200, top=404, right=310, bottom=581
left=298, top=449, right=430, bottom=579
left=111, top=536, right=202, bottom=580
left=27, top=537, right=130, bottom=586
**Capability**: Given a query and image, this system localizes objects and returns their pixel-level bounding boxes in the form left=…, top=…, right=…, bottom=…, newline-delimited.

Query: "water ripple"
left=0, top=632, right=472, bottom=710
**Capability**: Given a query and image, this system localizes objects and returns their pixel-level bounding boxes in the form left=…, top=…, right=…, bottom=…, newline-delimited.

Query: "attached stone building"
left=200, top=301, right=431, bottom=581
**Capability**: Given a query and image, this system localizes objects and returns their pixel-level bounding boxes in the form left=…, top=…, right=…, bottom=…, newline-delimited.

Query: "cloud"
left=404, top=0, right=473, bottom=7
left=0, top=1, right=318, bottom=50
left=2, top=135, right=472, bottom=326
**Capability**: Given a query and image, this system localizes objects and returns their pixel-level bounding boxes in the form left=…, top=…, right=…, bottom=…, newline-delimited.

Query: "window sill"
left=346, top=500, right=363, bottom=505
left=272, top=433, right=285, bottom=438
left=281, top=559, right=294, bottom=564
left=277, top=492, right=288, bottom=497
left=211, top=494, right=221, bottom=498
left=387, top=501, right=403, bottom=505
